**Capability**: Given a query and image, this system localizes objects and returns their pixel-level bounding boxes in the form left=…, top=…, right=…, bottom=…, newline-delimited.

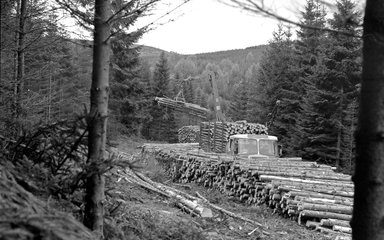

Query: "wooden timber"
left=141, top=143, right=353, bottom=239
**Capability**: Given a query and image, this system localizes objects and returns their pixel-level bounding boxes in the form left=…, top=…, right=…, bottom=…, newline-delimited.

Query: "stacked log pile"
left=141, top=143, right=353, bottom=239
left=178, top=126, right=200, bottom=143
left=155, top=97, right=209, bottom=119
left=225, top=121, right=268, bottom=136
left=199, top=121, right=268, bottom=153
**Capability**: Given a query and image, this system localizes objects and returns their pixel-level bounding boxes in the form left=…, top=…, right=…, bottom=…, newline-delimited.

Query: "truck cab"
left=227, top=134, right=281, bottom=158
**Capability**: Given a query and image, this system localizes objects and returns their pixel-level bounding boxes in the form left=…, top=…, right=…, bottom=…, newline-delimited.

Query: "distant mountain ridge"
left=137, top=44, right=268, bottom=68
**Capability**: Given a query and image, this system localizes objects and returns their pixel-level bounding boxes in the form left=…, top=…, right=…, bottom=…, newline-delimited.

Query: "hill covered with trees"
left=3, top=0, right=381, bottom=239
left=0, top=0, right=362, bottom=171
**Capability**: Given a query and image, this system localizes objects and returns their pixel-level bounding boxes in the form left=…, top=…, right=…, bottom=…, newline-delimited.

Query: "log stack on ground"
left=178, top=126, right=200, bottom=143
left=141, top=143, right=353, bottom=239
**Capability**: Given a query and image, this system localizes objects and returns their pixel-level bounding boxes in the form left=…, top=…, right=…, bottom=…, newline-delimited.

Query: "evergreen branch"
left=104, top=0, right=191, bottom=42
left=64, top=38, right=93, bottom=48
left=220, top=0, right=362, bottom=38
left=138, top=0, right=192, bottom=32
left=106, top=0, right=160, bottom=24
left=22, top=35, right=64, bottom=52
left=20, top=31, right=44, bottom=52
left=55, top=0, right=93, bottom=26
left=25, top=7, right=62, bottom=19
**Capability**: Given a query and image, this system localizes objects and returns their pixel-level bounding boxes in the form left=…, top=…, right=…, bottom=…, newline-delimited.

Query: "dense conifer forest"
left=3, top=0, right=384, bottom=239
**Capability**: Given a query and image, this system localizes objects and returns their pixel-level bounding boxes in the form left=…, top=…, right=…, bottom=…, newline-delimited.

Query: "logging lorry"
left=228, top=134, right=281, bottom=158
left=155, top=72, right=282, bottom=159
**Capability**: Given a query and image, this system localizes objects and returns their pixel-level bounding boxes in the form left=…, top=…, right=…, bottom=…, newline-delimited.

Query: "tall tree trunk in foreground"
left=336, top=86, right=344, bottom=171
left=83, top=0, right=111, bottom=238
left=14, top=0, right=27, bottom=122
left=352, top=1, right=384, bottom=239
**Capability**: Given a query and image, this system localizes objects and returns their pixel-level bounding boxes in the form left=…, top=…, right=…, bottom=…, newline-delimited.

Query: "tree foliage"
left=240, top=0, right=362, bottom=171
left=145, top=52, right=178, bottom=142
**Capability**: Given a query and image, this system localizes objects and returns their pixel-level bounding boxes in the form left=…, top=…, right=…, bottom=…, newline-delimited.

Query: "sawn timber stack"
left=141, top=143, right=353, bottom=239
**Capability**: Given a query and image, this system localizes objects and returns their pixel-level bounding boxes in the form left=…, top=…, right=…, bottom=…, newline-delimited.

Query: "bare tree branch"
left=219, top=0, right=362, bottom=38
left=137, top=0, right=192, bottom=32
left=104, top=0, right=192, bottom=42
left=55, top=0, right=93, bottom=26
left=106, top=0, right=160, bottom=24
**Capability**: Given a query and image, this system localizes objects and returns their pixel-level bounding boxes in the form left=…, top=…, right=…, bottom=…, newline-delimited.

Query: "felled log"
left=333, top=225, right=352, bottom=234
left=195, top=191, right=269, bottom=235
left=260, top=175, right=354, bottom=188
left=115, top=168, right=213, bottom=218
left=253, top=170, right=351, bottom=181
left=300, top=210, right=352, bottom=221
left=320, top=219, right=350, bottom=228
left=305, top=220, right=320, bottom=229
left=298, top=203, right=353, bottom=215
left=272, top=181, right=354, bottom=192
left=288, top=191, right=353, bottom=201
left=140, top=142, right=355, bottom=238
left=295, top=196, right=353, bottom=207
left=278, top=185, right=353, bottom=198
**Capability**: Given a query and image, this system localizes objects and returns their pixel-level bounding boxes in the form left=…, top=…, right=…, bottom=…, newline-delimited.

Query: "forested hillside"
left=138, top=44, right=266, bottom=68
left=139, top=0, right=362, bottom=174
left=0, top=0, right=362, bottom=172
left=3, top=0, right=381, bottom=239
left=134, top=0, right=362, bottom=175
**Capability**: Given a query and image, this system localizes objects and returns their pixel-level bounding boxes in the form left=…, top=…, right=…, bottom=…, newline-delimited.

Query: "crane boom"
left=209, top=72, right=225, bottom=122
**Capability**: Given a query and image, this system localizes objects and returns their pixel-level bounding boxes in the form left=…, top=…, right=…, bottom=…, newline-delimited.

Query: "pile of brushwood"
left=0, top=166, right=94, bottom=240
left=0, top=116, right=127, bottom=239
left=141, top=143, right=353, bottom=240
left=0, top=117, right=94, bottom=239
left=0, top=118, right=213, bottom=240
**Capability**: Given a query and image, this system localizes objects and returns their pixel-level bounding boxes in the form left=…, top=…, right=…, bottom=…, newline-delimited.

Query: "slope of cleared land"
left=115, top=136, right=333, bottom=240
left=0, top=135, right=344, bottom=240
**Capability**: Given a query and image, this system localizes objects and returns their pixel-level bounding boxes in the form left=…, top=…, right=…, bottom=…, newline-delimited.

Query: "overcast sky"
left=137, top=0, right=306, bottom=54
left=62, top=0, right=364, bottom=55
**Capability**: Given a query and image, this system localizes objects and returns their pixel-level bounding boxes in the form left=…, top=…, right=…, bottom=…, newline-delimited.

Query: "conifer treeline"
left=0, top=0, right=361, bottom=171
left=230, top=0, right=362, bottom=172
left=149, top=0, right=362, bottom=172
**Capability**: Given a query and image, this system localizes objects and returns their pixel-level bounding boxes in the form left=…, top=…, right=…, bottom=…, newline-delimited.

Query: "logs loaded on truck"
left=155, top=72, right=281, bottom=158
left=197, top=121, right=275, bottom=156
left=152, top=68, right=352, bottom=238
left=141, top=143, right=353, bottom=239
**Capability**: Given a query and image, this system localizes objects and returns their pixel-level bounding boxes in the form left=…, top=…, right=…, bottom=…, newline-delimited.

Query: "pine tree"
left=109, top=29, right=146, bottom=136
left=294, top=0, right=329, bottom=160
left=247, top=24, right=299, bottom=155
left=328, top=0, right=362, bottom=170
left=147, top=52, right=177, bottom=142
left=296, top=0, right=361, bottom=166
left=229, top=79, right=249, bottom=121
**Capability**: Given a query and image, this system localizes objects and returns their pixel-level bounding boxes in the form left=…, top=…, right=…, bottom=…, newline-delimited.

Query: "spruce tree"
left=229, top=79, right=249, bottom=121
left=328, top=0, right=362, bottom=170
left=294, top=0, right=328, bottom=160
left=148, top=52, right=177, bottom=142
left=247, top=24, right=299, bottom=155
left=109, top=28, right=146, bottom=135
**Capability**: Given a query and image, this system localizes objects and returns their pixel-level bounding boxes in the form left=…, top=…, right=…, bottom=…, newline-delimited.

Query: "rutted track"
left=141, top=143, right=353, bottom=240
